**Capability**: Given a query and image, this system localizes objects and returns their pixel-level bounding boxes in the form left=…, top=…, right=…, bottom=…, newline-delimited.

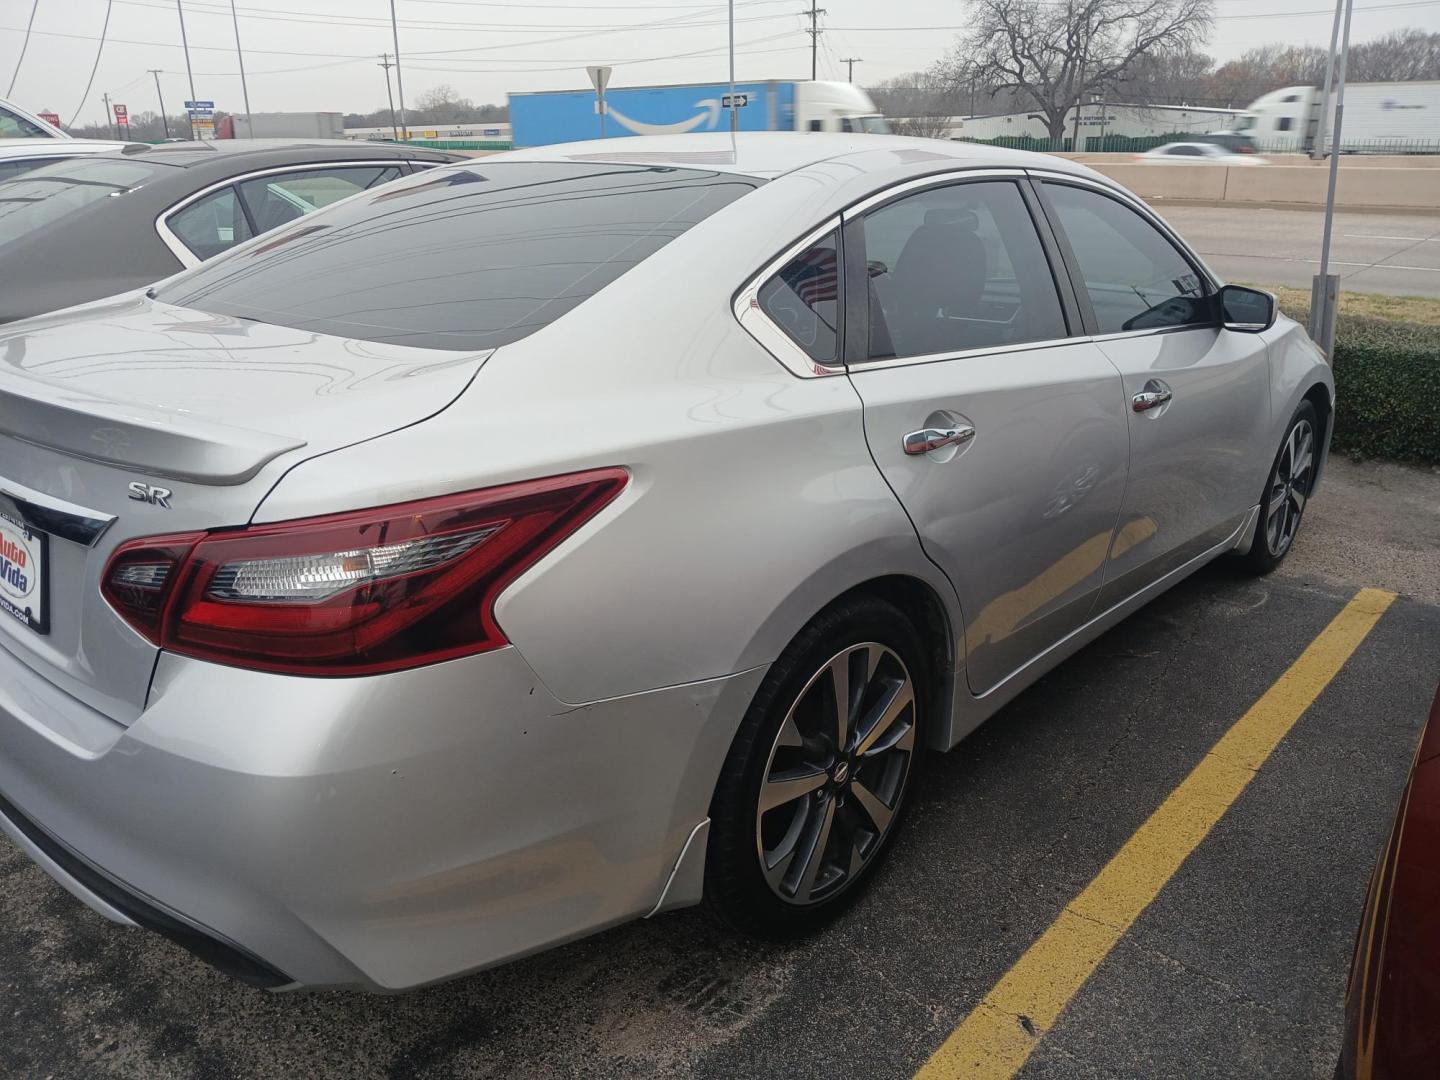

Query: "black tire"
left=704, top=594, right=928, bottom=939
left=1241, top=399, right=1320, bottom=576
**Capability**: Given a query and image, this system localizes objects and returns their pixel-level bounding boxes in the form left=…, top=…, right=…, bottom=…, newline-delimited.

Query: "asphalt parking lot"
left=1156, top=205, right=1440, bottom=298
left=1, top=456, right=1436, bottom=1080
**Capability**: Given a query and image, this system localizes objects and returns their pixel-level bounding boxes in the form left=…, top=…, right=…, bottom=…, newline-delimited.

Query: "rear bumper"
left=0, top=638, right=762, bottom=991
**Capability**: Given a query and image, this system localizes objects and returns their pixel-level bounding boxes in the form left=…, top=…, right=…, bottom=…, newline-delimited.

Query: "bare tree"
left=940, top=0, right=1214, bottom=144
left=1205, top=44, right=1328, bottom=108
left=1123, top=48, right=1215, bottom=106
left=868, top=71, right=970, bottom=137
left=1349, top=29, right=1440, bottom=82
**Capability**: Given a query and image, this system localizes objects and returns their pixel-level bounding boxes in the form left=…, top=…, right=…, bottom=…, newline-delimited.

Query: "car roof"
left=0, top=138, right=127, bottom=158
left=106, top=138, right=462, bottom=169
left=487, top=131, right=1102, bottom=180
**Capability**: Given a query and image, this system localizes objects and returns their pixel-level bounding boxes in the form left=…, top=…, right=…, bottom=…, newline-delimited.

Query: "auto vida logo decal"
left=0, top=518, right=37, bottom=613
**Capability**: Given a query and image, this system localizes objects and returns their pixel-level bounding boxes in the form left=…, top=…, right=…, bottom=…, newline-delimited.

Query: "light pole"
left=148, top=69, right=170, bottom=139
left=229, top=0, right=253, bottom=137
left=389, top=0, right=408, bottom=139
left=728, top=0, right=737, bottom=133
left=1310, top=0, right=1355, bottom=358
left=176, top=0, right=197, bottom=139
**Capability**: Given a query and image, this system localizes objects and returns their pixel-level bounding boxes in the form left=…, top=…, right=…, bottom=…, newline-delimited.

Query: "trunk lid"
left=0, top=292, right=490, bottom=723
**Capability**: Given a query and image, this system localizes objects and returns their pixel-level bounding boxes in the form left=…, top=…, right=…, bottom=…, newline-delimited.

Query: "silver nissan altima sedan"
left=0, top=133, right=1331, bottom=991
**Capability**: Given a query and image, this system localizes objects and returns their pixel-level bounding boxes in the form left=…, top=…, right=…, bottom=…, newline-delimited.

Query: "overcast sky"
left=4, top=0, right=1437, bottom=128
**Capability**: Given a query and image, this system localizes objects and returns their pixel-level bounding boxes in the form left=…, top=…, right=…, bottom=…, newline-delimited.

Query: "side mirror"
left=1218, top=284, right=1275, bottom=333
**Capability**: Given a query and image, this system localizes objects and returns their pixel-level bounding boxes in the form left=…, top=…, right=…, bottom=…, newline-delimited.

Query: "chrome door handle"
left=1132, top=388, right=1173, bottom=412
left=903, top=425, right=975, bottom=455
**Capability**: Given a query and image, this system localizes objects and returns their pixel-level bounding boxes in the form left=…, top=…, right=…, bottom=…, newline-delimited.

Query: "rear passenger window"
left=237, top=166, right=402, bottom=234
left=1042, top=182, right=1210, bottom=334
left=860, top=180, right=1066, bottom=360
left=168, top=187, right=254, bottom=260
left=757, top=231, right=840, bottom=364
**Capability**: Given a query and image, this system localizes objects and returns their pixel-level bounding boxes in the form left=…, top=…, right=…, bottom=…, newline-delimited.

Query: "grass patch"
left=1235, top=284, right=1440, bottom=464
left=1237, top=282, right=1440, bottom=327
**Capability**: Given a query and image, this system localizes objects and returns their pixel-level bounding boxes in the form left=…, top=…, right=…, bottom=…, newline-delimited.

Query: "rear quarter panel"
left=253, top=171, right=958, bottom=707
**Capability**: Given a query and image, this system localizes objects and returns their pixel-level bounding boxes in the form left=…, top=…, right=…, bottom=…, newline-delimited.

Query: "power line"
left=404, top=31, right=803, bottom=75
left=0, top=9, right=801, bottom=63
left=5, top=0, right=40, bottom=97
left=109, top=0, right=793, bottom=36
left=71, top=0, right=117, bottom=127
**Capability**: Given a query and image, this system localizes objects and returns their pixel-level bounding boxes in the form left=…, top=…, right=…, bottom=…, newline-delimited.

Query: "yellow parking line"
left=915, top=587, right=1398, bottom=1080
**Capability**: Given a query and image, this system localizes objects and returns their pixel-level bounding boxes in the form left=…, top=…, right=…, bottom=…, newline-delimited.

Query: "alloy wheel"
left=1265, top=418, right=1314, bottom=558
left=754, top=642, right=917, bottom=906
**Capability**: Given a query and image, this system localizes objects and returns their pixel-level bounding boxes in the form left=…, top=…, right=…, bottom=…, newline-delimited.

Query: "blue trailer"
left=508, top=80, right=884, bottom=148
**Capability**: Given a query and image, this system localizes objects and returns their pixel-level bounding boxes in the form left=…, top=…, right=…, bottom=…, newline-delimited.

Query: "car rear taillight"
left=101, top=469, right=627, bottom=676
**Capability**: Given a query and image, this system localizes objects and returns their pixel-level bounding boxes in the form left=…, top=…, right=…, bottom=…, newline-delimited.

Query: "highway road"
left=1155, top=204, right=1440, bottom=297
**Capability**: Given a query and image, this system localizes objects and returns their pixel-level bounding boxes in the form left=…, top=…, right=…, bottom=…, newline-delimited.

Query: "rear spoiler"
left=0, top=384, right=304, bottom=486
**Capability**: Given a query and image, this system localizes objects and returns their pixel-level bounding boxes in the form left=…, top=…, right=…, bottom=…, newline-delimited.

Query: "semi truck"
left=220, top=112, right=346, bottom=140
left=1223, top=81, right=1440, bottom=153
left=507, top=79, right=887, bottom=148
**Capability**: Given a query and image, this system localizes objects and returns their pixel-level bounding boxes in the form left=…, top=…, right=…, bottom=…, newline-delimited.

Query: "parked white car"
left=0, top=98, right=69, bottom=140
left=1138, top=142, right=1267, bottom=165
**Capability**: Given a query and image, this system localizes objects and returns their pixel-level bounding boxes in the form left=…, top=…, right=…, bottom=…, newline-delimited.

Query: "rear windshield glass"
left=157, top=161, right=761, bottom=351
left=0, top=158, right=169, bottom=245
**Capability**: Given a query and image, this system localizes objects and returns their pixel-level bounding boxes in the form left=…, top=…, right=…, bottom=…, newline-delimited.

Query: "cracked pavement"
left=0, top=458, right=1437, bottom=1079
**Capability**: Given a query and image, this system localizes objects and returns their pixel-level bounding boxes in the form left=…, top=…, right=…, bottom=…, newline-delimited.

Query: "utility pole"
left=728, top=0, right=737, bottom=133
left=804, top=1, right=826, bottom=82
left=176, top=0, right=197, bottom=140
left=389, top=0, right=408, bottom=139
left=840, top=57, right=861, bottom=83
left=148, top=69, right=170, bottom=138
left=378, top=53, right=399, bottom=141
left=229, top=0, right=253, bottom=137
left=102, top=92, right=115, bottom=140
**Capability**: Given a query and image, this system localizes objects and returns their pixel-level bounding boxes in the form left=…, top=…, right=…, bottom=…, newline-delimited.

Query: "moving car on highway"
left=0, top=134, right=1332, bottom=992
left=1138, top=141, right=1267, bottom=165
left=0, top=139, right=463, bottom=323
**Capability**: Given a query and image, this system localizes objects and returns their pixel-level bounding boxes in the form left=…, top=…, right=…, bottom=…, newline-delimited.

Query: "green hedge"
left=1328, top=316, right=1440, bottom=464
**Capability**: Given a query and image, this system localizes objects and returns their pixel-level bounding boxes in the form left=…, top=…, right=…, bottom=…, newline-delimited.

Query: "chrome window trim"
left=845, top=335, right=1094, bottom=374
left=840, top=166, right=1028, bottom=221
left=153, top=159, right=421, bottom=269
left=732, top=217, right=847, bottom=379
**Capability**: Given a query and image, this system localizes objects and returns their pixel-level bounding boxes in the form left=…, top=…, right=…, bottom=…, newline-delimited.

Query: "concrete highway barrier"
left=1069, top=158, right=1440, bottom=213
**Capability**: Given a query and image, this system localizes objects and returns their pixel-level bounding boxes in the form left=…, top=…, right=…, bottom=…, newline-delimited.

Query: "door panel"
left=850, top=346, right=1129, bottom=694
left=1035, top=179, right=1271, bottom=605
left=1094, top=329, right=1271, bottom=608
left=840, top=177, right=1128, bottom=696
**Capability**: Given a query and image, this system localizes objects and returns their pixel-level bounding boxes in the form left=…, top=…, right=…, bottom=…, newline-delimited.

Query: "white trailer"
left=1227, top=81, right=1440, bottom=153
left=946, top=103, right=1241, bottom=147
left=229, top=112, right=345, bottom=140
